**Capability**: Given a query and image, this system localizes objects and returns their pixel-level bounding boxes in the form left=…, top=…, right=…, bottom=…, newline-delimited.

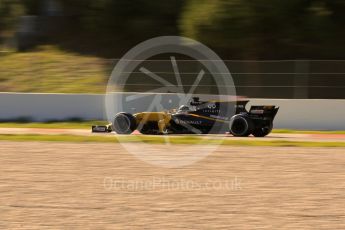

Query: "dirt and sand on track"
left=1, top=141, right=345, bottom=229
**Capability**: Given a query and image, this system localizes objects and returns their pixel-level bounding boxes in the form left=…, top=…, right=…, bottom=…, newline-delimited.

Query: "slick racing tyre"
left=252, top=122, right=273, bottom=137
left=229, top=114, right=254, bottom=137
left=112, top=112, right=137, bottom=134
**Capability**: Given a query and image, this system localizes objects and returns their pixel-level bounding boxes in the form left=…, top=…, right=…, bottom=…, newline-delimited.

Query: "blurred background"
left=1, top=0, right=345, bottom=98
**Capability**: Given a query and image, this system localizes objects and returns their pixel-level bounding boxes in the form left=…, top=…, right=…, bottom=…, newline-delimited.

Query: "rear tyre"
left=229, top=114, right=254, bottom=137
left=112, top=112, right=137, bottom=134
left=252, top=122, right=273, bottom=137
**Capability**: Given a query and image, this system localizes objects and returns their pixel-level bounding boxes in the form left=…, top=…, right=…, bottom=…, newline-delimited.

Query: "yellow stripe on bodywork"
left=188, top=114, right=228, bottom=123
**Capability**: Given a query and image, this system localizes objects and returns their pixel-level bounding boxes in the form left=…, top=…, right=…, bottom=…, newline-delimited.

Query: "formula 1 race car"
left=92, top=97, right=279, bottom=137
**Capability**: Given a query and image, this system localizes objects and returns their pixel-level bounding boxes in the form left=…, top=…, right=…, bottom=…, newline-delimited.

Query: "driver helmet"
left=178, top=105, right=190, bottom=112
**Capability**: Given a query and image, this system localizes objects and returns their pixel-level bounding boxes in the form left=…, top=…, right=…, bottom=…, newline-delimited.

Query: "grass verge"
left=0, top=46, right=108, bottom=93
left=0, top=134, right=345, bottom=147
left=273, top=129, right=345, bottom=134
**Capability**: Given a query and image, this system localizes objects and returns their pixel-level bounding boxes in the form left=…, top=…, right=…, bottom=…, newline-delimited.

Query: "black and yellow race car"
left=92, top=97, right=279, bottom=137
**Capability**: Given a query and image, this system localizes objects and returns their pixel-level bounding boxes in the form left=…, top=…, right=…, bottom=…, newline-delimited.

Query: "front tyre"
left=112, top=112, right=137, bottom=134
left=229, top=114, right=254, bottom=137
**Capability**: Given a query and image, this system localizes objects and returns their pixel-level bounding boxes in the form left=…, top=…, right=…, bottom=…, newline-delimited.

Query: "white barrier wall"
left=0, top=93, right=105, bottom=121
left=0, top=92, right=345, bottom=130
left=248, top=99, right=345, bottom=130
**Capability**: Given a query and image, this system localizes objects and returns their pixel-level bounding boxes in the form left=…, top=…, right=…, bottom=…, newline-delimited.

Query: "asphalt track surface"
left=1, top=127, right=345, bottom=142
left=1, top=141, right=345, bottom=229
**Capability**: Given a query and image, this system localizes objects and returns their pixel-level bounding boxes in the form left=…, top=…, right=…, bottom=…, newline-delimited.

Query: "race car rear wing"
left=248, top=105, right=279, bottom=120
left=236, top=100, right=279, bottom=120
